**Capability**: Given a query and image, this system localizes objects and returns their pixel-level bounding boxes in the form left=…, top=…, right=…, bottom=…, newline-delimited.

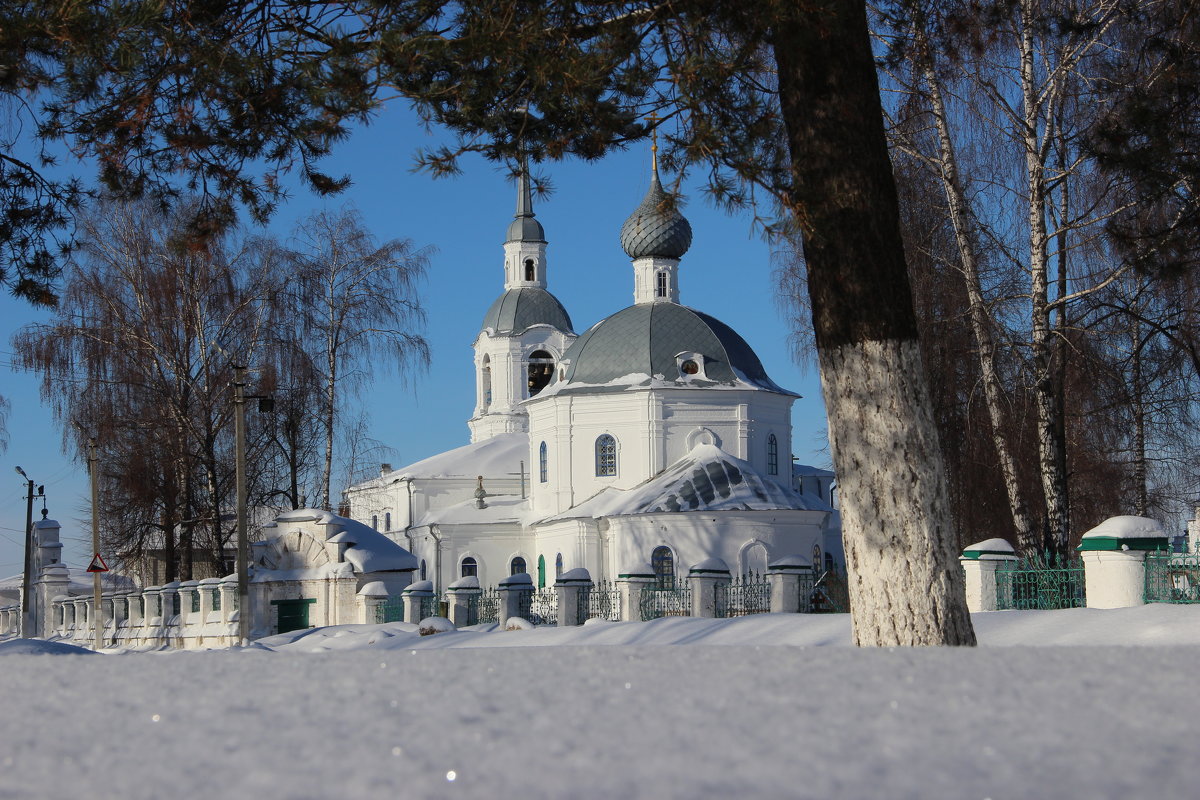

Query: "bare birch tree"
left=287, top=208, right=430, bottom=511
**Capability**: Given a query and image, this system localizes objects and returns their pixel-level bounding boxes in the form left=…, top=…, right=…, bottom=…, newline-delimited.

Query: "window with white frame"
left=595, top=434, right=617, bottom=476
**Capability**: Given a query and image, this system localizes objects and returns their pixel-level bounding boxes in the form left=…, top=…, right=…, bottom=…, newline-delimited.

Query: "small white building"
left=347, top=159, right=841, bottom=593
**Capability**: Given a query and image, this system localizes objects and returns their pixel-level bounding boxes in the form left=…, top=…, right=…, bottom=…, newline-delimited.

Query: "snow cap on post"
left=960, top=539, right=1017, bottom=560
left=767, top=554, right=812, bottom=573
left=357, top=581, right=388, bottom=598
left=689, top=557, right=730, bottom=575
left=556, top=567, right=592, bottom=585
left=403, top=580, right=434, bottom=594
left=448, top=576, right=480, bottom=590
left=618, top=562, right=655, bottom=579
left=499, top=572, right=534, bottom=587
left=1077, top=516, right=1169, bottom=552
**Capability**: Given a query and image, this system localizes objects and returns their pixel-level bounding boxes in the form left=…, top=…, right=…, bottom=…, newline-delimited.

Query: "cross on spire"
left=647, top=111, right=660, bottom=173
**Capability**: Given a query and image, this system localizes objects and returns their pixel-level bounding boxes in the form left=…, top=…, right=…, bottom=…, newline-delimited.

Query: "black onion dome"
left=619, top=170, right=693, bottom=260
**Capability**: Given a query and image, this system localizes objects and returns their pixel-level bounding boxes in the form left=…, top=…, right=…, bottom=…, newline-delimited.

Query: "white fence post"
left=767, top=555, right=811, bottom=613
left=1079, top=516, right=1168, bottom=609
left=688, top=558, right=731, bottom=618
left=446, top=576, right=480, bottom=627
left=402, top=581, right=436, bottom=624
left=556, top=568, right=592, bottom=626
left=959, top=539, right=1018, bottom=613
left=617, top=564, right=655, bottom=622
left=498, top=573, right=534, bottom=628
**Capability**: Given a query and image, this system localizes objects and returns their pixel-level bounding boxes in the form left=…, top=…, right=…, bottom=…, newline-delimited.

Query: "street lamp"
left=14, top=467, right=42, bottom=638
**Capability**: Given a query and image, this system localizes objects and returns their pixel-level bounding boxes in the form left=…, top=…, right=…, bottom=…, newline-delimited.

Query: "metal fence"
left=528, top=587, right=558, bottom=626
left=463, top=589, right=501, bottom=626
left=1145, top=549, right=1200, bottom=604
left=578, top=581, right=621, bottom=622
left=715, top=573, right=771, bottom=618
left=810, top=569, right=847, bottom=613
left=375, top=597, right=404, bottom=624
left=995, top=552, right=1086, bottom=610
left=640, top=585, right=692, bottom=620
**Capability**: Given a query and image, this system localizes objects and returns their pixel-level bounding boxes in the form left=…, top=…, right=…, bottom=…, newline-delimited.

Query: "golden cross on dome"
left=646, top=111, right=661, bottom=172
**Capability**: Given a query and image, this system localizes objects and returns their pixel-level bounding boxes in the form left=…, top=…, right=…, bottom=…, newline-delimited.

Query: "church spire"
left=506, top=160, right=546, bottom=244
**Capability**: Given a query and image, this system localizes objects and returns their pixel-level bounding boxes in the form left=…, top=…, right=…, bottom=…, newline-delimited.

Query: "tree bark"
left=1019, top=0, right=1070, bottom=553
left=772, top=0, right=975, bottom=646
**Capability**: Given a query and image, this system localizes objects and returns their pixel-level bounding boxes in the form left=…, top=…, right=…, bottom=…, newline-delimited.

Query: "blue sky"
left=0, top=103, right=832, bottom=577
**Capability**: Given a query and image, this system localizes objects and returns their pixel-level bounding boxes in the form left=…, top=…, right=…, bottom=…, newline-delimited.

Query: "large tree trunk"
left=772, top=0, right=975, bottom=646
left=917, top=36, right=1038, bottom=556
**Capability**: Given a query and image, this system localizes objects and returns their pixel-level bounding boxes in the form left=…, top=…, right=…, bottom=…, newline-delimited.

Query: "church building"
left=346, top=155, right=841, bottom=593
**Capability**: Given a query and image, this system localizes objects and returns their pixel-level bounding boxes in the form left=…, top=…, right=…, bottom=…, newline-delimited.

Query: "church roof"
left=481, top=287, right=574, bottom=336
left=550, top=302, right=787, bottom=393
left=620, top=168, right=692, bottom=260
left=549, top=444, right=832, bottom=520
left=378, top=433, right=528, bottom=482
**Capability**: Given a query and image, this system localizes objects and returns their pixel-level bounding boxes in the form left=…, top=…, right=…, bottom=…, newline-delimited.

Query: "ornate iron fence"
left=995, top=552, right=1086, bottom=610
left=1145, top=549, right=1200, bottom=603
left=464, top=589, right=501, bottom=626
left=810, top=569, right=846, bottom=613
left=578, top=581, right=621, bottom=622
left=528, top=587, right=558, bottom=626
left=375, top=597, right=404, bottom=624
left=640, top=585, right=692, bottom=620
left=715, top=573, right=771, bottom=617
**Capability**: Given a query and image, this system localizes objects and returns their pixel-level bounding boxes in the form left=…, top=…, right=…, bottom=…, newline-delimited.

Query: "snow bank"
left=0, top=638, right=97, bottom=656
left=5, top=606, right=1200, bottom=799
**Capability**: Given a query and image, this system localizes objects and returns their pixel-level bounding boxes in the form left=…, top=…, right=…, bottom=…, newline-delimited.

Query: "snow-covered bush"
left=505, top=617, right=533, bottom=631
left=418, top=616, right=455, bottom=636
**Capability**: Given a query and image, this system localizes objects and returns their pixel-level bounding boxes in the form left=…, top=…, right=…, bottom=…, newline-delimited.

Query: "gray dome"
left=620, top=171, right=692, bottom=260
left=481, top=288, right=573, bottom=336
left=507, top=215, right=545, bottom=243
left=559, top=303, right=779, bottom=390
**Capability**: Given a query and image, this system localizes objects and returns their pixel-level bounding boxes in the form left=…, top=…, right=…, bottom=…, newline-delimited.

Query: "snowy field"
left=3, top=606, right=1199, bottom=799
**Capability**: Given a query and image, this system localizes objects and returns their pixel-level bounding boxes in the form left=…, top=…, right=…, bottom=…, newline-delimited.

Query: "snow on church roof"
left=271, top=509, right=417, bottom=573
left=368, top=433, right=528, bottom=483
left=552, top=443, right=833, bottom=520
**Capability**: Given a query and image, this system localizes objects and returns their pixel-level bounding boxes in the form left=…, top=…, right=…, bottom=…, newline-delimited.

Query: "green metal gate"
left=272, top=598, right=316, bottom=633
left=1145, top=550, right=1200, bottom=603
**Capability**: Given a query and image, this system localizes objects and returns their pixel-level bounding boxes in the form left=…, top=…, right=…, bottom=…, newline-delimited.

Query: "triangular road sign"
left=86, top=553, right=109, bottom=573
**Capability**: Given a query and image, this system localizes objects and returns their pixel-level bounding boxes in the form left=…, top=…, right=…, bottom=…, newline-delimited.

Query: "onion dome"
left=619, top=167, right=693, bottom=260
left=481, top=288, right=573, bottom=336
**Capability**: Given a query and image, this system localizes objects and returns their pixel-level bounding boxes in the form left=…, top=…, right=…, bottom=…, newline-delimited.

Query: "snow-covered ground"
left=2, top=606, right=1198, bottom=799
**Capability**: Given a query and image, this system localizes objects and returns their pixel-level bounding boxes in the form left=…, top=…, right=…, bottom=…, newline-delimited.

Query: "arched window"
left=595, top=434, right=617, bottom=476
left=539, top=441, right=548, bottom=482
left=525, top=258, right=536, bottom=281
left=652, top=546, right=675, bottom=590
left=384, top=512, right=391, bottom=531
left=537, top=554, right=546, bottom=588
left=420, top=559, right=427, bottom=581
left=812, top=545, right=823, bottom=575
left=767, top=434, right=778, bottom=475
left=555, top=553, right=563, bottom=578
left=528, top=350, right=554, bottom=397
left=371, top=515, right=379, bottom=530
left=511, top=556, right=527, bottom=575
left=461, top=557, right=478, bottom=578
left=656, top=271, right=668, bottom=298
left=481, top=355, right=492, bottom=408
left=825, top=553, right=835, bottom=575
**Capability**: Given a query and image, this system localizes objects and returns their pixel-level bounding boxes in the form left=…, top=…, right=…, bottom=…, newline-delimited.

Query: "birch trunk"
left=917, top=37, right=1039, bottom=556
left=774, top=0, right=975, bottom=646
left=1020, top=0, right=1070, bottom=552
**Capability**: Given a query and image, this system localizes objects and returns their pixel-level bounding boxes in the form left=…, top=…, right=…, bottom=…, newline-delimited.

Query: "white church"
left=346, top=156, right=841, bottom=593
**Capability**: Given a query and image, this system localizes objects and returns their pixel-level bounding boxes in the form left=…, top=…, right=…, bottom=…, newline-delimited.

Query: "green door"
left=538, top=554, right=546, bottom=588
left=273, top=598, right=315, bottom=633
